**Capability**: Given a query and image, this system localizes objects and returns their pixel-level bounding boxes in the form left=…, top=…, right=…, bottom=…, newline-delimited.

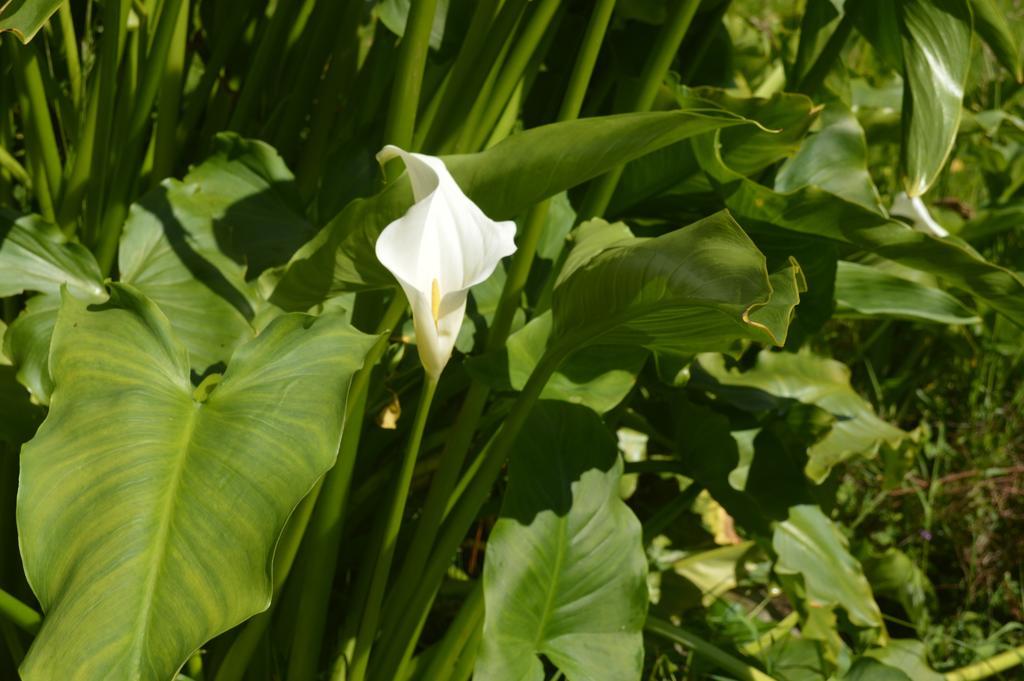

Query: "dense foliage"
left=1, top=0, right=1023, bottom=680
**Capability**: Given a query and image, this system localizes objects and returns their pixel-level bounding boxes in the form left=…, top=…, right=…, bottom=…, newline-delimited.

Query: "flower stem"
left=579, top=0, right=702, bottom=219
left=283, top=294, right=406, bottom=681
left=944, top=645, right=1024, bottom=681
left=0, top=588, right=40, bottom=636
left=369, top=4, right=616, bottom=675
left=347, top=373, right=440, bottom=681
left=418, top=583, right=484, bottom=681
left=372, top=344, right=569, bottom=681
left=383, top=0, right=439, bottom=175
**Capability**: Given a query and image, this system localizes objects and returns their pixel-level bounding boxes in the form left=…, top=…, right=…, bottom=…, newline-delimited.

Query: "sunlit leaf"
left=18, top=284, right=376, bottom=681
left=0, top=0, right=62, bottom=43
left=835, top=260, right=980, bottom=324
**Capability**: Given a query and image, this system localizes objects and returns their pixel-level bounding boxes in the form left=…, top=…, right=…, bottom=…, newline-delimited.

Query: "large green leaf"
left=0, top=210, right=104, bottom=299
left=772, top=505, right=883, bottom=628
left=694, top=132, right=1024, bottom=326
left=550, top=212, right=804, bottom=355
left=119, top=134, right=315, bottom=372
left=475, top=401, right=647, bottom=681
left=17, top=284, right=376, bottom=681
left=0, top=0, right=61, bottom=42
left=969, top=0, right=1021, bottom=80
left=270, top=109, right=752, bottom=308
left=693, top=350, right=908, bottom=483
left=899, top=0, right=972, bottom=196
left=466, top=311, right=647, bottom=414
left=835, top=260, right=980, bottom=324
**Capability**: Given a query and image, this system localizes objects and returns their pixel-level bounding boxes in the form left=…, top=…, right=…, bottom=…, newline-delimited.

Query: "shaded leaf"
left=693, top=350, right=908, bottom=483
left=475, top=401, right=647, bottom=681
left=0, top=210, right=103, bottom=299
left=835, top=260, right=980, bottom=324
left=0, top=0, right=61, bottom=42
left=772, top=505, right=883, bottom=628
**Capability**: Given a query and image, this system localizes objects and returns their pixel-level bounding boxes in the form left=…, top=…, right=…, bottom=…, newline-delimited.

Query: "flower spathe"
left=375, top=146, right=517, bottom=378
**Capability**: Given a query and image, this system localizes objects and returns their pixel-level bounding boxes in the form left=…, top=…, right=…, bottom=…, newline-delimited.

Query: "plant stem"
left=0, top=146, right=30, bottom=188
left=0, top=588, right=40, bottom=635
left=347, top=374, right=440, bottom=681
left=419, top=583, right=484, bottom=681
left=579, top=0, right=701, bottom=218
left=795, top=10, right=854, bottom=95
left=645, top=616, right=775, bottom=681
left=383, top=0, right=438, bottom=176
left=284, top=294, right=406, bottom=681
left=464, top=0, right=561, bottom=152
left=10, top=41, right=63, bottom=206
left=370, top=5, right=614, bottom=672
left=57, top=2, right=82, bottom=110
left=212, top=483, right=322, bottom=681
left=152, top=0, right=189, bottom=183
left=944, top=644, right=1024, bottom=681
left=373, top=344, right=569, bottom=681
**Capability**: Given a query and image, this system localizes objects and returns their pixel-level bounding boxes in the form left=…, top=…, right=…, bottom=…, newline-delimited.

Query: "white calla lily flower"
left=375, top=145, right=517, bottom=378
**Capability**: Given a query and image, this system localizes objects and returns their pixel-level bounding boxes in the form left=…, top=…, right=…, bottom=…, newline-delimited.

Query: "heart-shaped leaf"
left=475, top=401, right=647, bottom=681
left=17, top=284, right=376, bottom=681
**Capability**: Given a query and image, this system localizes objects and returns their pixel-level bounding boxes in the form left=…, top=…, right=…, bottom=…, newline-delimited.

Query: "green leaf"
left=0, top=209, right=104, bottom=299
left=610, top=88, right=818, bottom=217
left=271, top=109, right=752, bottom=308
left=899, top=0, right=971, bottom=196
left=694, top=131, right=1024, bottom=327
left=772, top=505, right=883, bottom=628
left=969, top=0, right=1021, bottom=81
left=378, top=0, right=449, bottom=51
left=2, top=292, right=59, bottom=403
left=0, top=0, right=62, bottom=42
left=466, top=311, right=647, bottom=414
left=17, top=284, right=376, bottom=681
left=693, top=350, right=908, bottom=483
left=775, top=104, right=883, bottom=213
left=119, top=134, right=315, bottom=372
left=861, top=640, right=943, bottom=680
left=551, top=212, right=804, bottom=355
left=844, top=657, right=913, bottom=681
left=475, top=401, right=647, bottom=681
left=835, top=260, right=980, bottom=324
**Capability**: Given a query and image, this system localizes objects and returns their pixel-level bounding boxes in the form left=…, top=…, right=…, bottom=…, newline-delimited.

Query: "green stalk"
left=10, top=41, right=63, bottom=205
left=944, top=645, right=1024, bottom=681
left=427, top=0, right=529, bottom=154
left=94, top=0, right=185, bottom=274
left=374, top=5, right=614, bottom=668
left=58, top=2, right=82, bottom=110
left=56, top=75, right=99, bottom=233
left=0, top=588, right=40, bottom=635
left=374, top=344, right=569, bottom=681
left=579, top=0, right=701, bottom=218
left=84, top=0, right=129, bottom=242
left=6, top=41, right=55, bottom=221
left=0, top=146, right=30, bottom=188
left=795, top=10, right=855, bottom=95
left=382, top=0, right=439, bottom=175
left=228, top=0, right=304, bottom=133
left=212, top=483, right=323, bottom=681
left=284, top=295, right=407, bottom=681
left=295, top=0, right=363, bottom=202
left=413, top=0, right=500, bottom=150
left=645, top=616, right=775, bottom=681
left=152, top=0, right=189, bottom=182
left=347, top=374, right=440, bottom=681
left=463, top=0, right=561, bottom=153
left=419, top=584, right=484, bottom=681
